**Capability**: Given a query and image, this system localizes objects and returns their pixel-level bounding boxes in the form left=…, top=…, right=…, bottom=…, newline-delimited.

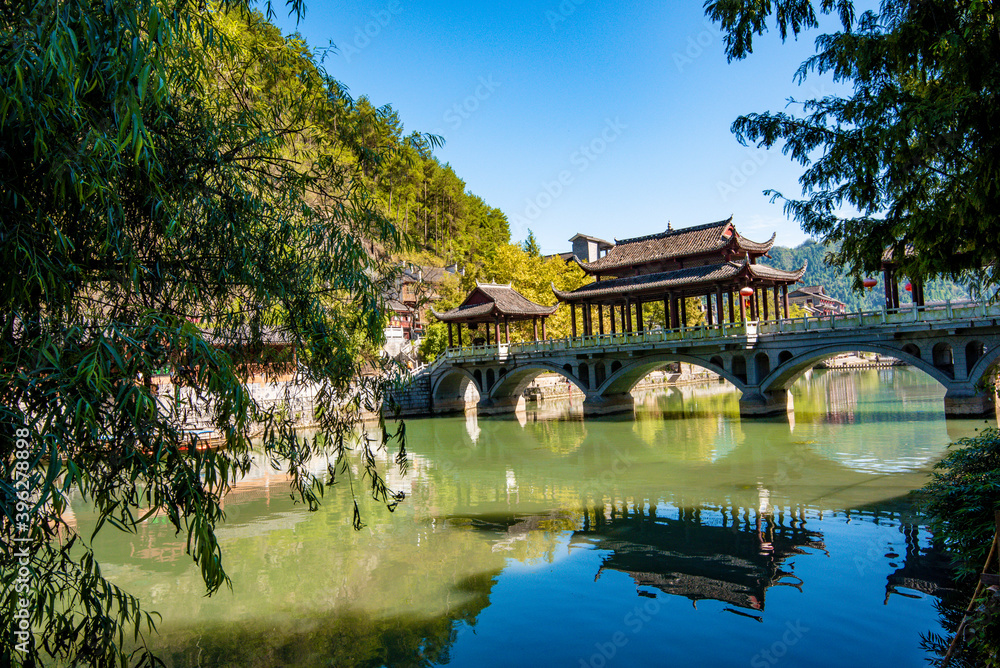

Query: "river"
left=83, top=368, right=987, bottom=667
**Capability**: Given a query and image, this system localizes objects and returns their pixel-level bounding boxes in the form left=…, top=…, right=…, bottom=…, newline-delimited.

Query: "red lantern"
left=863, top=278, right=877, bottom=289
left=739, top=287, right=754, bottom=297
left=905, top=282, right=912, bottom=292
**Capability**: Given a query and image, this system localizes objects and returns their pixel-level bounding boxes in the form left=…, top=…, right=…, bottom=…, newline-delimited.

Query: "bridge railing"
left=443, top=320, right=758, bottom=360
left=756, top=300, right=1000, bottom=335
left=440, top=300, right=999, bottom=361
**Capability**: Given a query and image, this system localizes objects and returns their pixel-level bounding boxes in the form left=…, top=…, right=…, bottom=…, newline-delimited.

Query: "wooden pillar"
left=584, top=303, right=591, bottom=336
left=706, top=293, right=714, bottom=326
left=636, top=300, right=644, bottom=332
left=625, top=299, right=633, bottom=332
left=598, top=305, right=605, bottom=336
left=571, top=303, right=577, bottom=337
left=504, top=318, right=510, bottom=344
left=773, top=286, right=781, bottom=320
left=494, top=318, right=500, bottom=346
left=448, top=323, right=454, bottom=348
left=883, top=267, right=893, bottom=309
left=533, top=317, right=538, bottom=342
left=486, top=322, right=491, bottom=345
left=728, top=290, right=735, bottom=323
left=541, top=318, right=547, bottom=339
left=681, top=296, right=688, bottom=326
left=762, top=287, right=770, bottom=321
left=782, top=284, right=789, bottom=319
left=891, top=276, right=900, bottom=309
left=663, top=297, right=670, bottom=329
left=739, top=292, right=747, bottom=322
left=915, top=278, right=926, bottom=307
left=458, top=324, right=463, bottom=347
left=716, top=285, right=725, bottom=325
left=610, top=305, right=617, bottom=333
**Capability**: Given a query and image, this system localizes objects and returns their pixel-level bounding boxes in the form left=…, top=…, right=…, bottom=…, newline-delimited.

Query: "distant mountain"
left=768, top=240, right=971, bottom=312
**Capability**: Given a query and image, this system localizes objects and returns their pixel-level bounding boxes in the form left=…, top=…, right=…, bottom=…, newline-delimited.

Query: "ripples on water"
left=81, top=368, right=988, bottom=667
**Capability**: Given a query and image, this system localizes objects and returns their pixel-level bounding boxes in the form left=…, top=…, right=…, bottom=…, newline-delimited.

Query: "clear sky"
left=273, top=1, right=850, bottom=256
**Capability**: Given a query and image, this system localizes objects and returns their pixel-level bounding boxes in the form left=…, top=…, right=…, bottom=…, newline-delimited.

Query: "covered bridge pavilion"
left=431, top=282, right=558, bottom=347
left=553, top=218, right=807, bottom=336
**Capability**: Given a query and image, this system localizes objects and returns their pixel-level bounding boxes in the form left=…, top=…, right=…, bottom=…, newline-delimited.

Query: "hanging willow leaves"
left=1, top=0, right=410, bottom=665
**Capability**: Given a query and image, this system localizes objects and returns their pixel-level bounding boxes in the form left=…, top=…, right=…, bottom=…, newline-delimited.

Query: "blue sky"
left=274, top=1, right=851, bottom=255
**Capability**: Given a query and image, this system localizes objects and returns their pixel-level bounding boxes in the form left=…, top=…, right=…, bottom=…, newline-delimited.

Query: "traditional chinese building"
left=431, top=283, right=558, bottom=348
left=787, top=285, right=847, bottom=316
left=881, top=245, right=926, bottom=309
left=553, top=218, right=806, bottom=335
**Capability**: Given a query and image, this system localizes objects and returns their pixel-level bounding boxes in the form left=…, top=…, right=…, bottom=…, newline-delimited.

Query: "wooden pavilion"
left=553, top=217, right=806, bottom=335
left=881, top=245, right=925, bottom=309
left=431, top=282, right=558, bottom=347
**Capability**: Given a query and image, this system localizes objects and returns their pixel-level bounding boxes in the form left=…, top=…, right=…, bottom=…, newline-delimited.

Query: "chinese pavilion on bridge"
left=431, top=282, right=558, bottom=347
left=553, top=217, right=806, bottom=336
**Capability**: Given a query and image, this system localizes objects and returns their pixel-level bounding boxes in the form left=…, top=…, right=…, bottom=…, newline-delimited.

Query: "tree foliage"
left=769, top=239, right=971, bottom=311
left=705, top=0, right=1000, bottom=296
left=921, top=428, right=1000, bottom=666
left=1, top=1, right=412, bottom=665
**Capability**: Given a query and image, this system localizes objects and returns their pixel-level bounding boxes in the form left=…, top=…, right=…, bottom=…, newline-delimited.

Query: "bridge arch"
left=597, top=353, right=748, bottom=397
left=759, top=342, right=954, bottom=394
left=431, top=367, right=480, bottom=407
left=967, top=342, right=1000, bottom=388
left=485, top=362, right=590, bottom=403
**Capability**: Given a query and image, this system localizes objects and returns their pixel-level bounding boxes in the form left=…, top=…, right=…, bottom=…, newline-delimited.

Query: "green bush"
left=922, top=428, right=1000, bottom=666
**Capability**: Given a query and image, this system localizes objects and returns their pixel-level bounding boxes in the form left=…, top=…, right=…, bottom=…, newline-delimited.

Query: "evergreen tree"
left=706, top=1, right=1000, bottom=296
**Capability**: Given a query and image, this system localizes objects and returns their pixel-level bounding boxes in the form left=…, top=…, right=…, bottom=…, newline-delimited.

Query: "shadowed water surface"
left=82, top=368, right=986, bottom=667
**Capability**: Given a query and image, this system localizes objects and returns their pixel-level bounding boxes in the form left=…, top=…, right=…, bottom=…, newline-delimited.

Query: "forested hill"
left=347, top=98, right=511, bottom=266
left=768, top=240, right=971, bottom=311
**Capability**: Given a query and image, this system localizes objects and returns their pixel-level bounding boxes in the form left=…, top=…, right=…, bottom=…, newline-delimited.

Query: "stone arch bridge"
left=426, top=301, right=1000, bottom=419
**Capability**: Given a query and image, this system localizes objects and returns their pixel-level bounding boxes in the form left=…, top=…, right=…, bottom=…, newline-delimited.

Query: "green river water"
left=80, top=368, right=989, bottom=667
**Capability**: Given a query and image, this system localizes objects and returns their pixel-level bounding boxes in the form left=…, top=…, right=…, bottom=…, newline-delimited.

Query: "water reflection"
left=82, top=368, right=988, bottom=667
left=572, top=502, right=822, bottom=618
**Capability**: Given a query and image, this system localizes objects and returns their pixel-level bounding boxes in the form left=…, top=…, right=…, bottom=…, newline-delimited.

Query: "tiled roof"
left=431, top=283, right=558, bottom=322
left=789, top=285, right=846, bottom=305
left=575, top=217, right=775, bottom=275
left=734, top=232, right=777, bottom=254
left=553, top=260, right=806, bottom=302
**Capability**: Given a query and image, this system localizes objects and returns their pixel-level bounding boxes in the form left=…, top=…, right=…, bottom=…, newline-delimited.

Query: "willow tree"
left=704, top=0, right=1000, bottom=295
left=0, top=1, right=410, bottom=665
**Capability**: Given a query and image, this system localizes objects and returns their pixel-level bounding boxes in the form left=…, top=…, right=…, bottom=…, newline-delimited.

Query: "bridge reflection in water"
left=86, top=369, right=980, bottom=667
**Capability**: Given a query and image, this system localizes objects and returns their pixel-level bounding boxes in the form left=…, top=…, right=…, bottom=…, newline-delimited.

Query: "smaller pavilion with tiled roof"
left=554, top=217, right=806, bottom=335
left=431, top=282, right=558, bottom=348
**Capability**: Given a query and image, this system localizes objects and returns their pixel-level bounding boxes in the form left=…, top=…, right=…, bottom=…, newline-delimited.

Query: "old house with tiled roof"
left=554, top=217, right=805, bottom=335
left=788, top=285, right=847, bottom=316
